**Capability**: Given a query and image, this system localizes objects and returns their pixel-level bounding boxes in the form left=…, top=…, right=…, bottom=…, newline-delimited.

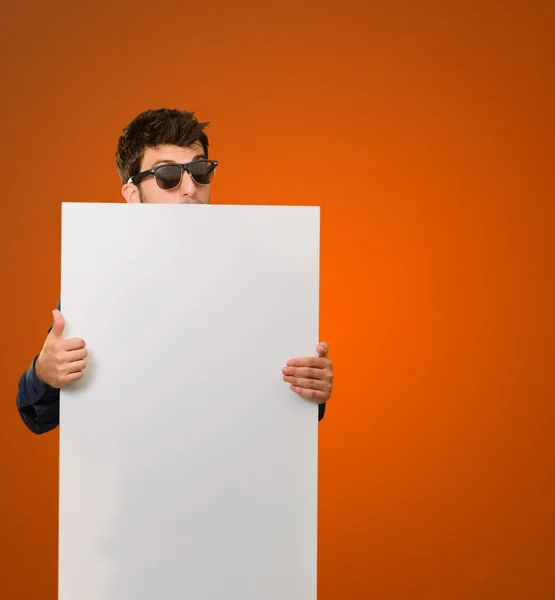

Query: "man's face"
left=122, top=142, right=211, bottom=205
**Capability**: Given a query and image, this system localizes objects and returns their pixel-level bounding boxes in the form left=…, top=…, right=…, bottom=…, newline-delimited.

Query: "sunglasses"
left=127, top=159, right=218, bottom=190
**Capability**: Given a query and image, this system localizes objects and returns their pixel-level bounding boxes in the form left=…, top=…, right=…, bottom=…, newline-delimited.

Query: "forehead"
left=140, top=142, right=205, bottom=170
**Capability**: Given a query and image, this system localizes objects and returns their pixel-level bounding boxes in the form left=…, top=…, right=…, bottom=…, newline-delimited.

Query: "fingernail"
left=286, top=360, right=293, bottom=366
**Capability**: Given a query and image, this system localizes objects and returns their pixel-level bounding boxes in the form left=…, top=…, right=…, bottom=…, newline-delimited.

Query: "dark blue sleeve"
left=15, top=299, right=61, bottom=435
left=16, top=356, right=60, bottom=434
left=318, top=402, right=326, bottom=421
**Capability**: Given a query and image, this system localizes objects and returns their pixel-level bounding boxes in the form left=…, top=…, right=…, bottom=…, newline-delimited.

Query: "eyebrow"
left=148, top=153, right=206, bottom=169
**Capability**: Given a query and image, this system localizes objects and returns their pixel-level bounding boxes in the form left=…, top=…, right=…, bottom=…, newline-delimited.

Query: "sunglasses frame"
left=127, top=158, right=219, bottom=189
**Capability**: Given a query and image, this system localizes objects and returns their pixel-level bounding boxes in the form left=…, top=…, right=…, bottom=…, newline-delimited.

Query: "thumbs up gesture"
left=35, top=309, right=87, bottom=389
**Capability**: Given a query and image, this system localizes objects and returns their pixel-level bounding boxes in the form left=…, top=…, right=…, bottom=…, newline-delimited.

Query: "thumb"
left=51, top=309, right=65, bottom=338
left=317, top=341, right=329, bottom=356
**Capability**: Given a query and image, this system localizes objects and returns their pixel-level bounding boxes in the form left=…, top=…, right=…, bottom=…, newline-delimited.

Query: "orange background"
left=2, top=1, right=554, bottom=598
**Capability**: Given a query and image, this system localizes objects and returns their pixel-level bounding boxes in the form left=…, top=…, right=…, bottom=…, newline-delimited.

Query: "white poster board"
left=58, top=203, right=320, bottom=600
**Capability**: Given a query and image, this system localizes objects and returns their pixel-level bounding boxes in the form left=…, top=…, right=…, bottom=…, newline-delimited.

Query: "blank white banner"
left=58, top=203, right=320, bottom=600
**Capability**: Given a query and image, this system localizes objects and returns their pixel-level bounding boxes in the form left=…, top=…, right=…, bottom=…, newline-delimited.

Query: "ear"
left=122, top=182, right=140, bottom=204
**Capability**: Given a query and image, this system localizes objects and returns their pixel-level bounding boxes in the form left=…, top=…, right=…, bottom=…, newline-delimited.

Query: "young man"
left=16, top=108, right=334, bottom=435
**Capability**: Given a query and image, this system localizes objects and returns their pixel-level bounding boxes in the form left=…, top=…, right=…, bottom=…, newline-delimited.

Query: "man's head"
left=116, top=108, right=216, bottom=204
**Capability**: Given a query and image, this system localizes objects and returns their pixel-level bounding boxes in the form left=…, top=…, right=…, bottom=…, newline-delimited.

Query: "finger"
left=60, top=371, right=84, bottom=386
left=62, top=347, right=88, bottom=362
left=283, top=375, right=329, bottom=392
left=282, top=365, right=330, bottom=380
left=286, top=356, right=329, bottom=368
left=290, top=385, right=329, bottom=403
left=64, top=359, right=87, bottom=374
left=60, top=337, right=87, bottom=351
left=316, top=341, right=329, bottom=356
left=50, top=309, right=65, bottom=338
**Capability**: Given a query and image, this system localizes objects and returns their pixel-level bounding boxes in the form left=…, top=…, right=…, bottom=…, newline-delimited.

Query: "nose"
left=178, top=170, right=197, bottom=197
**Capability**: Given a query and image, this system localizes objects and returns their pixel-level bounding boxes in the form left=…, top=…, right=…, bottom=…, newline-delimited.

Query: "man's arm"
left=15, top=299, right=62, bottom=435
left=16, top=356, right=60, bottom=434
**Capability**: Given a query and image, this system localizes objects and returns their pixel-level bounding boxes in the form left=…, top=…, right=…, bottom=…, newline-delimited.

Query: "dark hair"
left=115, top=108, right=210, bottom=184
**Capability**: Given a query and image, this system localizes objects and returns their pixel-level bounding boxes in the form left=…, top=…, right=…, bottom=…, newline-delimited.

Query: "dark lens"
left=189, top=160, right=216, bottom=185
left=154, top=165, right=182, bottom=189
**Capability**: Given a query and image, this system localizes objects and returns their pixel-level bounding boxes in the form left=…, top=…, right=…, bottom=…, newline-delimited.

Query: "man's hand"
left=282, top=342, right=334, bottom=404
left=35, top=309, right=87, bottom=389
